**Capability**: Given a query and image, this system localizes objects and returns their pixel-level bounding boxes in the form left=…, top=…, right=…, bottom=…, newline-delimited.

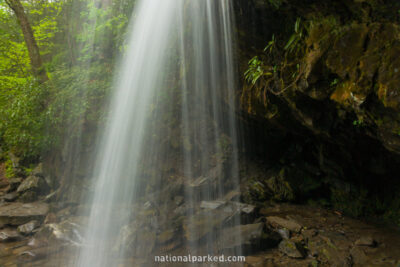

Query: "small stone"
left=267, top=216, right=302, bottom=233
left=355, top=236, right=377, bottom=247
left=278, top=239, right=306, bottom=259
left=17, top=220, right=40, bottom=235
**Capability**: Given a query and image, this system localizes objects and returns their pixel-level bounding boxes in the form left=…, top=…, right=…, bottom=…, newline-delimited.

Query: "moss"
left=4, top=158, right=16, bottom=179
left=266, top=169, right=295, bottom=201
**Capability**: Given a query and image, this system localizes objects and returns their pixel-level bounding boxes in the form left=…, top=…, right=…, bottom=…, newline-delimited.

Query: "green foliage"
left=264, top=34, right=276, bottom=54
left=267, top=0, right=283, bottom=9
left=284, top=18, right=304, bottom=54
left=353, top=119, right=364, bottom=127
left=245, top=18, right=307, bottom=86
left=244, top=56, right=265, bottom=84
left=330, top=78, right=339, bottom=87
left=5, top=158, right=16, bottom=179
left=0, top=0, right=131, bottom=159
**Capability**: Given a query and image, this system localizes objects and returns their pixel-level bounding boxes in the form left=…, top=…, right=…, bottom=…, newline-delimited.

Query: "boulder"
left=184, top=201, right=257, bottom=242
left=17, top=175, right=47, bottom=194
left=183, top=209, right=234, bottom=242
left=37, top=217, right=85, bottom=245
left=0, top=202, right=49, bottom=226
left=266, top=216, right=302, bottom=233
left=17, top=220, right=40, bottom=235
left=278, top=240, right=306, bottom=259
left=220, top=223, right=265, bottom=248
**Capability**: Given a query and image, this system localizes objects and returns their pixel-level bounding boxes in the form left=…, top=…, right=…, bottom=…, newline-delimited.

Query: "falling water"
left=75, top=0, right=240, bottom=266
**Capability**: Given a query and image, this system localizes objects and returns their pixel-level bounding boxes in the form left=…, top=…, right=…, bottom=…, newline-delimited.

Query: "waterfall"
left=75, top=1, right=240, bottom=266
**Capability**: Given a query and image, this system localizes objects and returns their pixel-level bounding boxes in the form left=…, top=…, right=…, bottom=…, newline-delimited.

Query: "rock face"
left=0, top=202, right=49, bottom=226
left=236, top=0, right=400, bottom=225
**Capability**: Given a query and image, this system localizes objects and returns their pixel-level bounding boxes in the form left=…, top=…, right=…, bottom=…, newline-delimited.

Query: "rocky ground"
left=0, top=162, right=399, bottom=267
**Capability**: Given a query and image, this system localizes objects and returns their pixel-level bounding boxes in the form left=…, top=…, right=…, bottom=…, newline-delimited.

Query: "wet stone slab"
left=0, top=202, right=49, bottom=226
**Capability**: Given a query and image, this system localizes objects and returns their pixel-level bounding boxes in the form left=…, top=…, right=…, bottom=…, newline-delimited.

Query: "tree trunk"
left=5, top=0, right=49, bottom=82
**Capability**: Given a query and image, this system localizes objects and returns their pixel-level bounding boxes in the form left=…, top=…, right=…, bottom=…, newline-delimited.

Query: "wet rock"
left=187, top=176, right=213, bottom=194
left=355, top=236, right=377, bottom=247
left=223, top=190, right=241, bottom=201
left=18, top=245, right=63, bottom=262
left=37, top=217, right=85, bottom=245
left=113, top=222, right=139, bottom=253
left=220, top=223, right=265, bottom=248
left=28, top=237, right=48, bottom=248
left=0, top=202, right=49, bottom=226
left=114, top=222, right=157, bottom=257
left=235, top=202, right=257, bottom=215
left=156, top=229, right=175, bottom=244
left=17, top=220, right=40, bottom=235
left=266, top=216, right=302, bottom=233
left=183, top=208, right=235, bottom=242
left=17, top=175, right=47, bottom=194
left=278, top=240, right=306, bottom=259
left=200, top=200, right=226, bottom=209
left=134, top=229, right=156, bottom=256
left=0, top=228, right=22, bottom=242
left=3, top=192, right=18, bottom=202
left=18, top=250, right=38, bottom=262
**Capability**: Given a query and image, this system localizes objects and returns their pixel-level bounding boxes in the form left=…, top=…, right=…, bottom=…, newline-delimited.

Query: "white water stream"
left=75, top=1, right=239, bottom=266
